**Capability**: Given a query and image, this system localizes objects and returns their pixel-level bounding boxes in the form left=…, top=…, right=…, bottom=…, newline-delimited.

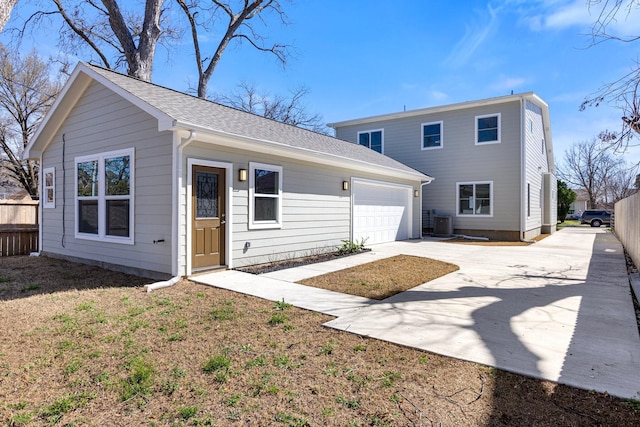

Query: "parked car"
left=580, top=210, right=612, bottom=227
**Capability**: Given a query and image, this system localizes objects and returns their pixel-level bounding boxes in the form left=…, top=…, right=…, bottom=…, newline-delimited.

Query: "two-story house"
left=330, top=92, right=556, bottom=241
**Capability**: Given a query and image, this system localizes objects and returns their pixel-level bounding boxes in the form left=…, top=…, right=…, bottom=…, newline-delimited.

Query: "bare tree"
left=601, top=160, right=639, bottom=206
left=0, top=45, right=62, bottom=198
left=176, top=0, right=290, bottom=98
left=0, top=0, right=18, bottom=32
left=580, top=0, right=640, bottom=151
left=558, top=138, right=623, bottom=208
left=215, top=81, right=329, bottom=134
left=9, top=0, right=178, bottom=81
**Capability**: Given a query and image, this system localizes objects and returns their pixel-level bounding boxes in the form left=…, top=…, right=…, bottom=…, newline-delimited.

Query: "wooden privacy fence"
left=0, top=200, right=39, bottom=256
left=614, top=191, right=640, bottom=269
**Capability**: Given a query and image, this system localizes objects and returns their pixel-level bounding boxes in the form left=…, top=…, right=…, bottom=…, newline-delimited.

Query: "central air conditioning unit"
left=433, top=216, right=453, bottom=237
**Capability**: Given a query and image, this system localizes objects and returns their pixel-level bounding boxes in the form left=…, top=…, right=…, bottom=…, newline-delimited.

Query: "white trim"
left=475, top=113, right=501, bottom=145
left=248, top=162, right=283, bottom=230
left=186, top=158, right=233, bottom=275
left=356, top=129, right=384, bottom=154
left=42, top=167, right=55, bottom=208
left=351, top=177, right=413, bottom=241
left=74, top=148, right=135, bottom=244
left=456, top=181, right=493, bottom=217
left=421, top=121, right=443, bottom=150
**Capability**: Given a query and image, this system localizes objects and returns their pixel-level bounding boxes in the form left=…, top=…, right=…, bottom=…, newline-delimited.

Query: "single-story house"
left=24, top=63, right=432, bottom=279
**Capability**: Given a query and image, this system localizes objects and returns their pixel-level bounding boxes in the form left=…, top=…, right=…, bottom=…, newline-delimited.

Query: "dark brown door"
left=192, top=165, right=226, bottom=269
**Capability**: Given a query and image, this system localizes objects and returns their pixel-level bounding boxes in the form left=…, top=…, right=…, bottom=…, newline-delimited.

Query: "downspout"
left=146, top=130, right=197, bottom=292
left=419, top=180, right=430, bottom=239
left=519, top=98, right=535, bottom=243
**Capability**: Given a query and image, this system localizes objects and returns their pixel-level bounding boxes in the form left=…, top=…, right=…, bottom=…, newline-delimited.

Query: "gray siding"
left=523, top=100, right=556, bottom=236
left=41, top=81, right=174, bottom=277
left=183, top=141, right=421, bottom=270
left=336, top=101, right=523, bottom=235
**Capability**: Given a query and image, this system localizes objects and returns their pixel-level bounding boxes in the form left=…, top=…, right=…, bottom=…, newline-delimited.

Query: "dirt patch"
left=299, top=254, right=459, bottom=300
left=1, top=255, right=639, bottom=426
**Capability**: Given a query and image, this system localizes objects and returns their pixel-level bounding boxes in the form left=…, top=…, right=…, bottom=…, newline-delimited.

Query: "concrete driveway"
left=193, top=227, right=640, bottom=399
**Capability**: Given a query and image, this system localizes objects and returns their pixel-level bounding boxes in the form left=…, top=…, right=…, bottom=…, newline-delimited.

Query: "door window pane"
left=196, top=171, right=218, bottom=218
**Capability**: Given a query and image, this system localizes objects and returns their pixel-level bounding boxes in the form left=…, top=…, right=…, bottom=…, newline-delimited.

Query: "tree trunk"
left=0, top=0, right=18, bottom=32
left=101, top=0, right=162, bottom=81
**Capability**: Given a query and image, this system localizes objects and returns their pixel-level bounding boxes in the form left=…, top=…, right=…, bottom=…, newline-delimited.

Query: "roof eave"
left=24, top=63, right=175, bottom=160
left=171, top=122, right=432, bottom=183
left=328, top=91, right=538, bottom=128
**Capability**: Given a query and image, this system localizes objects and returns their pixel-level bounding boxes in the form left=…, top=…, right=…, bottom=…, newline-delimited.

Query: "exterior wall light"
left=239, top=169, right=248, bottom=182
left=414, top=190, right=419, bottom=197
left=342, top=181, right=349, bottom=191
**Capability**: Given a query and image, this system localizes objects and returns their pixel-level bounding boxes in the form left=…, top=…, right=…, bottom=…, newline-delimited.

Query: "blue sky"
left=5, top=0, right=640, bottom=165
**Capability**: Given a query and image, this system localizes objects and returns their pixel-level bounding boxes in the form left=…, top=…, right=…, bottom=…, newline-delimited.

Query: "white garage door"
left=352, top=179, right=412, bottom=245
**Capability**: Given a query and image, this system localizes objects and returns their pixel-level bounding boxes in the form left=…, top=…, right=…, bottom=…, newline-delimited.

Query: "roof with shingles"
left=84, top=64, right=431, bottom=181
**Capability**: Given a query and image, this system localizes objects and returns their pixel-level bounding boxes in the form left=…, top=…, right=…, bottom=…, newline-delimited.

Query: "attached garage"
left=352, top=178, right=413, bottom=245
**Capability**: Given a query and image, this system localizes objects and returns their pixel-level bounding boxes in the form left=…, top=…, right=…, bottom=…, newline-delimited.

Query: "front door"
left=192, top=165, right=226, bottom=270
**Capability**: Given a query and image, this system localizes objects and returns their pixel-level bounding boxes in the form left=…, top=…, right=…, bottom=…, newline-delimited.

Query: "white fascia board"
left=171, top=123, right=433, bottom=183
left=328, top=92, right=537, bottom=128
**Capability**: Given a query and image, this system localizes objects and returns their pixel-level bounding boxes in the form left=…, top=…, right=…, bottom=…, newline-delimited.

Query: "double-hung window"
left=475, top=113, right=500, bottom=145
left=457, top=181, right=492, bottom=216
left=75, top=148, right=134, bottom=243
left=249, top=162, right=282, bottom=229
left=357, top=129, right=383, bottom=153
left=421, top=121, right=443, bottom=150
left=42, top=167, right=55, bottom=208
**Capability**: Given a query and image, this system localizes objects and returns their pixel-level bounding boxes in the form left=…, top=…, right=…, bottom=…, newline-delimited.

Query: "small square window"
left=457, top=181, right=493, bottom=217
left=422, top=121, right=443, bottom=150
left=249, top=162, right=283, bottom=229
left=475, top=114, right=501, bottom=145
left=357, top=129, right=383, bottom=153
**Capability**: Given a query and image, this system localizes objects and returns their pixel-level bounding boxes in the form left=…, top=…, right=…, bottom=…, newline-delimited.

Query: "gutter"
left=146, top=130, right=197, bottom=292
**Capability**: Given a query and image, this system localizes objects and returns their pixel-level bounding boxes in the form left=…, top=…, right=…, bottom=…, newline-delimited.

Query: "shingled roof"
left=60, top=64, right=430, bottom=181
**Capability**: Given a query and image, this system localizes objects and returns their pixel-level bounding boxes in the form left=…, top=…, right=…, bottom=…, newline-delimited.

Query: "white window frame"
left=42, top=167, right=55, bottom=209
left=456, top=181, right=493, bottom=217
left=357, top=129, right=384, bottom=154
left=421, top=121, right=443, bottom=150
left=74, top=148, right=135, bottom=244
left=249, top=162, right=283, bottom=230
left=475, top=113, right=501, bottom=145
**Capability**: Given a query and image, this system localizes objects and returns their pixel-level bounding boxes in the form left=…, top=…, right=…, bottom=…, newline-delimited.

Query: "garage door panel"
left=352, top=181, right=411, bottom=245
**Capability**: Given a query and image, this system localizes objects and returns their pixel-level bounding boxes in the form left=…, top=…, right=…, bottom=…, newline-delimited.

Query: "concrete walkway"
left=192, top=227, right=640, bottom=399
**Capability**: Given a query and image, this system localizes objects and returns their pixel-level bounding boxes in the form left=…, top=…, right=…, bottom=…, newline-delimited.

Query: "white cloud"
left=445, top=4, right=500, bottom=68
left=489, top=75, right=528, bottom=92
left=523, top=0, right=640, bottom=36
left=543, top=1, right=593, bottom=30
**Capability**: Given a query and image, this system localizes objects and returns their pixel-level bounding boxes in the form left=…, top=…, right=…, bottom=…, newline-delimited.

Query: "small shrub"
left=337, top=238, right=368, bottom=255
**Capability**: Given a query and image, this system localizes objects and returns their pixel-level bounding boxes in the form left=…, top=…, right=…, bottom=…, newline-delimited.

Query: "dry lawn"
left=1, top=256, right=639, bottom=426
left=299, top=255, right=459, bottom=300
